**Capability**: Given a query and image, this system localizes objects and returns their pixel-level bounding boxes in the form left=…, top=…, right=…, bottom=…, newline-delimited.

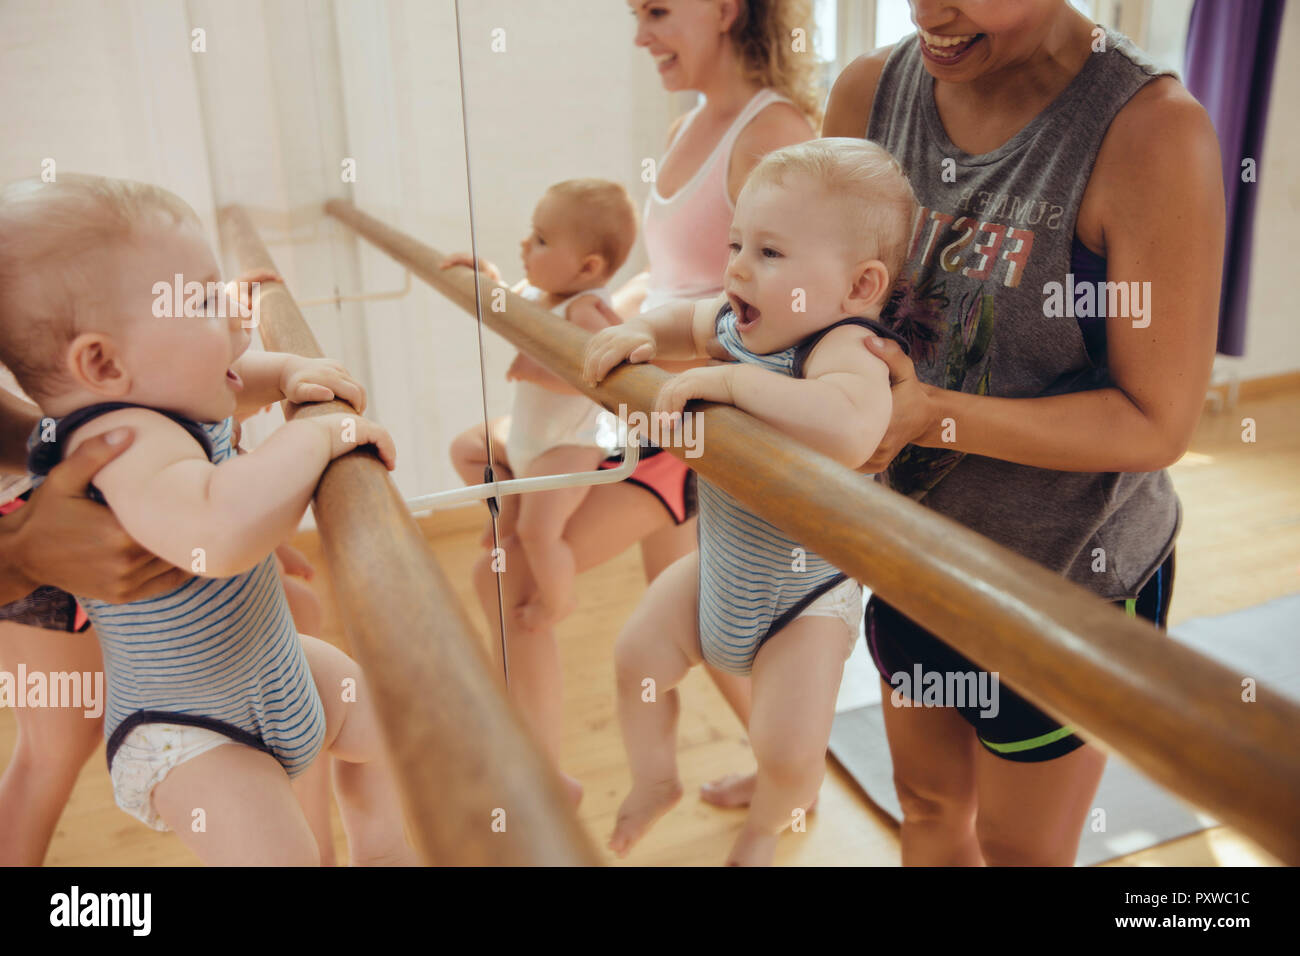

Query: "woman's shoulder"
left=1091, top=75, right=1218, bottom=197
left=823, top=46, right=896, bottom=138
left=733, top=97, right=814, bottom=152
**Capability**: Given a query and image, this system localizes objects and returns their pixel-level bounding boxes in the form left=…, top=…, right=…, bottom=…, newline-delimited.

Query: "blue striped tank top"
left=27, top=404, right=327, bottom=776
left=696, top=305, right=905, bottom=674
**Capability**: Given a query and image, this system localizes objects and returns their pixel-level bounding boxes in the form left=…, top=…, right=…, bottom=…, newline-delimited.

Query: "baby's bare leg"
left=449, top=417, right=509, bottom=487
left=609, top=550, right=701, bottom=858
left=302, top=635, right=418, bottom=865
left=730, top=615, right=851, bottom=866
left=153, top=743, right=321, bottom=865
left=513, top=445, right=606, bottom=630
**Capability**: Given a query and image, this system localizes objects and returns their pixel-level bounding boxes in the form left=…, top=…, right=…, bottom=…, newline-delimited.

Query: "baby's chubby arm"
left=582, top=292, right=729, bottom=386
left=230, top=351, right=367, bottom=420
left=654, top=325, right=892, bottom=470
left=63, top=407, right=395, bottom=578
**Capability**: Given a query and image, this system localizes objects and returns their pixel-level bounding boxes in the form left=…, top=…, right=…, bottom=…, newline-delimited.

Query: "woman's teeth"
left=654, top=52, right=677, bottom=69
left=920, top=28, right=978, bottom=47
left=919, top=28, right=982, bottom=59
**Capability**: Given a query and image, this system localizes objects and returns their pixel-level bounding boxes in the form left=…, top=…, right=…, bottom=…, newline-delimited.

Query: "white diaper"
left=796, top=577, right=864, bottom=658
left=109, top=722, right=238, bottom=831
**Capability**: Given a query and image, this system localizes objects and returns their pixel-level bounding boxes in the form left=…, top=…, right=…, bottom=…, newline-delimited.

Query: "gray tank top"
left=867, top=30, right=1178, bottom=600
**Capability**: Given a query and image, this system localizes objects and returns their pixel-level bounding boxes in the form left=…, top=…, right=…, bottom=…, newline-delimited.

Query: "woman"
left=470, top=0, right=819, bottom=805
left=822, top=0, right=1222, bottom=864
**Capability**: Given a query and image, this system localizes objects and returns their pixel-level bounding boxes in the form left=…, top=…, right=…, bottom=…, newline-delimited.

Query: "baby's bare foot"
left=700, top=772, right=756, bottom=808
left=609, top=779, right=682, bottom=858
left=700, top=772, right=819, bottom=813
left=726, top=824, right=778, bottom=867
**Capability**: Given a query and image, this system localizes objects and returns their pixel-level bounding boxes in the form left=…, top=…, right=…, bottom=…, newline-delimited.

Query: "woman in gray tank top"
left=824, top=1, right=1223, bottom=864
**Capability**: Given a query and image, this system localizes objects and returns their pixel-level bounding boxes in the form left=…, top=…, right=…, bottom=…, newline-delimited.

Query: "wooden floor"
left=5, top=386, right=1296, bottom=866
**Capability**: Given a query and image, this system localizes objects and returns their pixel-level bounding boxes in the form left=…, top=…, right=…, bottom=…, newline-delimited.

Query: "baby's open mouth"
left=226, top=367, right=243, bottom=390
left=730, top=293, right=761, bottom=330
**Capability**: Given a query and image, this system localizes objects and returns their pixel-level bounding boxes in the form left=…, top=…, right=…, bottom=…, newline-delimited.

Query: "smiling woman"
left=823, top=0, right=1224, bottom=866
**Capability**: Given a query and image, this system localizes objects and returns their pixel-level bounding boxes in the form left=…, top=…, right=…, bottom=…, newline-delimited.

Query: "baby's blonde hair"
left=745, top=138, right=918, bottom=285
left=545, top=179, right=639, bottom=279
left=0, top=174, right=200, bottom=405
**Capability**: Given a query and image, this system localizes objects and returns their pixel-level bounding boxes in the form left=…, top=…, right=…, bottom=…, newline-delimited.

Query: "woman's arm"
left=612, top=270, right=650, bottom=319
left=726, top=102, right=816, bottom=203
left=0, top=388, right=40, bottom=473
left=873, top=83, right=1224, bottom=474
left=0, top=429, right=194, bottom=603
left=820, top=47, right=893, bottom=139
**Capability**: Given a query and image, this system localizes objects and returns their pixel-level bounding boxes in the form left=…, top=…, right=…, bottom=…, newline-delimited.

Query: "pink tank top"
left=641, top=88, right=797, bottom=312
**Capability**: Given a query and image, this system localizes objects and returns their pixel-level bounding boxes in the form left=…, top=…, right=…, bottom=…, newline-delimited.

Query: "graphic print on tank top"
left=869, top=30, right=1172, bottom=502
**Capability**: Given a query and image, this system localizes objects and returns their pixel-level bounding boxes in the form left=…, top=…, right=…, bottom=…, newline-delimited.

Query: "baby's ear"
left=66, top=332, right=130, bottom=398
left=847, top=259, right=891, bottom=312
left=580, top=252, right=608, bottom=281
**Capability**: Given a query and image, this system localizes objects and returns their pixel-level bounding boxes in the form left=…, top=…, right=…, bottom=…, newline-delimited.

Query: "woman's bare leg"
left=880, top=678, right=983, bottom=865
left=973, top=742, right=1106, bottom=866
left=0, top=621, right=103, bottom=865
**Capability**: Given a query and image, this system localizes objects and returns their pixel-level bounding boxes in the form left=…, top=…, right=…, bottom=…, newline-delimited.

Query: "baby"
left=0, top=174, right=413, bottom=865
left=583, top=139, right=917, bottom=865
left=448, top=178, right=635, bottom=629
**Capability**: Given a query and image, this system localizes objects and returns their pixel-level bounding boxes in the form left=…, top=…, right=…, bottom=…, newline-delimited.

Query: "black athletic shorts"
left=865, top=549, right=1175, bottom=762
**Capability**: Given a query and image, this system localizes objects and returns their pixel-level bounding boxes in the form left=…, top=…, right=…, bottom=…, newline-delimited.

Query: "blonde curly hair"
left=726, top=0, right=826, bottom=131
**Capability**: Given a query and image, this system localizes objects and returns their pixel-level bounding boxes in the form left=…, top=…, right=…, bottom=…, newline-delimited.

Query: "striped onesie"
left=27, top=403, right=327, bottom=779
left=696, top=305, right=907, bottom=675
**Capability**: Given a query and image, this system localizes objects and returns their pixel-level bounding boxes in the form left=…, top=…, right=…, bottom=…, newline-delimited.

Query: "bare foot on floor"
left=609, top=779, right=683, bottom=858
left=726, top=825, right=778, bottom=866
left=700, top=772, right=756, bottom=808
left=700, top=773, right=818, bottom=812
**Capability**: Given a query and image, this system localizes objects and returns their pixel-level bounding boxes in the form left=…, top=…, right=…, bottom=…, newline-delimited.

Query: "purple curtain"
left=1183, top=0, right=1286, bottom=356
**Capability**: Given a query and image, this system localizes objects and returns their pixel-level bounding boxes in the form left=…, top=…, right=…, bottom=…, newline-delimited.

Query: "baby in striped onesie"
left=0, top=175, right=414, bottom=865
left=584, top=139, right=917, bottom=865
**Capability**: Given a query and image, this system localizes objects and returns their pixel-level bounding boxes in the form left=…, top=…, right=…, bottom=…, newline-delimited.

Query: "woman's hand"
left=440, top=252, right=502, bottom=284
left=860, top=335, right=941, bottom=473
left=279, top=356, right=368, bottom=412
left=2, top=429, right=193, bottom=603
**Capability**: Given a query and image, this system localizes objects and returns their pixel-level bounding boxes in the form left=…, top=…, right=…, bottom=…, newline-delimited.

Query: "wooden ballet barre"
left=218, top=205, right=599, bottom=866
left=325, top=199, right=1300, bottom=864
